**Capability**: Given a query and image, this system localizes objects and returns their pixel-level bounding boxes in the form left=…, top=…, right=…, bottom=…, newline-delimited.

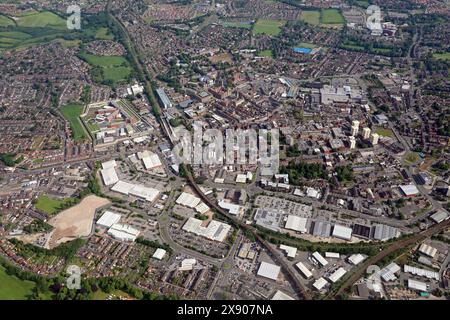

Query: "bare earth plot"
left=45, top=195, right=110, bottom=249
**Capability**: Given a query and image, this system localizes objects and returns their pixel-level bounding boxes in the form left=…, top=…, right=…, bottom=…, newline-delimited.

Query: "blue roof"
left=293, top=47, right=312, bottom=54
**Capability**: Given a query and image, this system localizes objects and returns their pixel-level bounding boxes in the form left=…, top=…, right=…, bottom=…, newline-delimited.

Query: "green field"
left=221, top=21, right=252, bottom=29
left=433, top=52, right=450, bottom=61
left=0, top=14, right=15, bottom=27
left=15, top=11, right=66, bottom=29
left=253, top=19, right=285, bottom=36
left=0, top=265, right=35, bottom=300
left=60, top=104, right=88, bottom=141
left=257, top=50, right=273, bottom=57
left=321, top=9, right=345, bottom=25
left=95, top=27, right=114, bottom=40
left=375, top=127, right=395, bottom=138
left=298, top=11, right=320, bottom=25
left=34, top=195, right=75, bottom=215
left=78, top=52, right=132, bottom=84
left=296, top=42, right=317, bottom=49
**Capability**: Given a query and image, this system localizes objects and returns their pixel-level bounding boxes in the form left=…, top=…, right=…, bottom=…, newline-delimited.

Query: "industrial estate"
left=0, top=0, right=449, bottom=303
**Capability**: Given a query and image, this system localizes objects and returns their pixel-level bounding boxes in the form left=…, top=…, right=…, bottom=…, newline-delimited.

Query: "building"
left=107, top=223, right=140, bottom=242
left=312, top=251, right=328, bottom=267
left=97, top=210, right=121, bottom=228
left=348, top=254, right=365, bottom=265
left=404, top=265, right=439, bottom=281
left=176, top=192, right=201, bottom=208
left=312, top=220, right=332, bottom=238
left=280, top=244, right=297, bottom=259
left=349, top=136, right=356, bottom=149
left=156, top=88, right=172, bottom=109
left=399, top=184, right=420, bottom=197
left=430, top=210, right=449, bottom=224
left=415, top=172, right=432, bottom=185
left=111, top=181, right=160, bottom=202
left=271, top=290, right=294, bottom=300
left=372, top=224, right=400, bottom=241
left=152, top=248, right=167, bottom=260
left=332, top=224, right=353, bottom=241
left=254, top=208, right=283, bottom=232
left=296, top=262, right=313, bottom=279
left=362, top=127, right=371, bottom=140
left=408, top=279, right=428, bottom=292
left=328, top=267, right=347, bottom=283
left=100, top=167, right=119, bottom=186
left=313, top=277, right=328, bottom=291
left=351, top=120, right=360, bottom=137
left=257, top=261, right=281, bottom=281
left=218, top=200, right=241, bottom=215
left=182, top=217, right=231, bottom=242
left=380, top=263, right=401, bottom=282
left=370, top=133, right=379, bottom=145
left=418, top=243, right=438, bottom=258
left=284, top=215, right=308, bottom=233
left=325, top=252, right=340, bottom=259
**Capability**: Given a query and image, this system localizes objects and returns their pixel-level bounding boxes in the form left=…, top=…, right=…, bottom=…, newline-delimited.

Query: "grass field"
left=296, top=42, right=317, bottom=49
left=253, top=19, right=285, bottom=36
left=433, top=52, right=450, bottom=61
left=321, top=9, right=345, bottom=25
left=60, top=103, right=88, bottom=141
left=298, top=11, right=320, bottom=25
left=375, top=127, right=395, bottom=138
left=0, top=14, right=15, bottom=27
left=78, top=52, right=132, bottom=84
left=405, top=152, right=420, bottom=164
left=16, top=11, right=66, bottom=29
left=0, top=265, right=35, bottom=300
left=257, top=50, right=273, bottom=57
left=95, top=27, right=114, bottom=40
left=221, top=21, right=252, bottom=29
left=34, top=195, right=74, bottom=215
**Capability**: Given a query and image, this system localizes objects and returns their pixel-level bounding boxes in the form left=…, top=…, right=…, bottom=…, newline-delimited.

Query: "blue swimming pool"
left=293, top=47, right=312, bottom=54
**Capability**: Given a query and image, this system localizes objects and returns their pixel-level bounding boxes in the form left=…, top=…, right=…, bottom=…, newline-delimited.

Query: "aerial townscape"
left=0, top=0, right=449, bottom=304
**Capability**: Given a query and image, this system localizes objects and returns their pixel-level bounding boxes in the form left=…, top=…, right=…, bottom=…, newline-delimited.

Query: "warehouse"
left=404, top=265, right=439, bottom=281
left=325, top=252, right=340, bottom=259
left=102, top=160, right=117, bottom=170
left=108, top=223, right=140, bottom=242
left=312, top=220, right=332, bottom=238
left=399, top=184, right=420, bottom=197
left=218, top=200, right=241, bottom=215
left=100, top=167, right=119, bottom=186
left=328, top=267, right=347, bottom=283
left=271, top=290, right=294, bottom=300
left=284, top=215, right=307, bottom=233
left=97, top=210, right=121, bottom=228
left=176, top=192, right=201, bottom=208
left=312, top=251, right=328, bottom=267
left=332, top=224, right=353, bottom=241
left=194, top=202, right=210, bottom=214
left=139, top=151, right=163, bottom=170
left=111, top=181, right=160, bottom=202
left=380, top=263, right=401, bottom=282
left=257, top=261, right=281, bottom=281
left=152, top=248, right=167, bottom=260
left=419, top=243, right=438, bottom=258
left=348, top=254, right=365, bottom=265
left=279, top=244, right=297, bottom=259
left=254, top=208, right=283, bottom=232
left=408, top=279, right=428, bottom=292
left=182, top=217, right=231, bottom=242
left=156, top=88, right=172, bottom=109
left=313, top=277, right=328, bottom=291
left=372, top=224, right=400, bottom=241
left=295, top=262, right=312, bottom=279
left=430, top=210, right=449, bottom=224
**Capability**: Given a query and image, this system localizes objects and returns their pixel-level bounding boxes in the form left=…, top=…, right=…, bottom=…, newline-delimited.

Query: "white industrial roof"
left=176, top=192, right=201, bottom=208
left=328, top=267, right=347, bottom=283
left=408, top=279, right=428, bottom=292
left=313, top=277, right=328, bottom=290
left=312, top=251, right=328, bottom=267
left=180, top=258, right=197, bottom=271
left=141, top=153, right=162, bottom=170
left=284, top=215, right=307, bottom=233
left=111, top=181, right=159, bottom=202
left=325, top=252, right=340, bottom=259
left=108, top=223, right=140, bottom=242
left=101, top=160, right=117, bottom=170
left=194, top=202, right=210, bottom=214
left=182, top=217, right=231, bottom=242
left=430, top=210, right=448, bottom=224
left=97, top=210, right=121, bottom=228
left=332, top=224, right=353, bottom=241
left=404, top=265, right=439, bottom=280
left=399, top=184, right=420, bottom=196
left=218, top=200, right=240, bottom=215
left=152, top=248, right=167, bottom=260
left=419, top=243, right=437, bottom=258
left=295, top=262, right=312, bottom=279
left=380, top=262, right=401, bottom=282
left=236, top=174, right=248, bottom=183
left=257, top=261, right=281, bottom=281
left=271, top=290, right=295, bottom=300
left=100, top=167, right=119, bottom=186
left=280, top=244, right=297, bottom=258
left=348, top=254, right=365, bottom=265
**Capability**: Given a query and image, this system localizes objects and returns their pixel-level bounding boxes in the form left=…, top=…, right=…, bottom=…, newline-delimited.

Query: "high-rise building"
left=362, top=127, right=371, bottom=140
left=370, top=133, right=380, bottom=145
left=351, top=120, right=360, bottom=137
left=349, top=136, right=356, bottom=149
